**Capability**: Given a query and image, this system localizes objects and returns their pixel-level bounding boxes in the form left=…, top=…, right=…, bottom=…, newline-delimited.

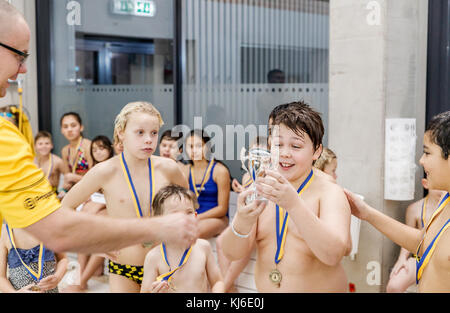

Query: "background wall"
left=329, top=0, right=428, bottom=292
left=0, top=0, right=39, bottom=134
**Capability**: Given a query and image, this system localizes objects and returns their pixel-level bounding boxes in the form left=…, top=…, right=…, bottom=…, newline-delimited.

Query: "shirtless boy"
left=141, top=185, right=224, bottom=293
left=221, top=101, right=352, bottom=292
left=61, top=102, right=189, bottom=292
left=34, top=131, right=66, bottom=192
left=387, top=178, right=445, bottom=292
left=346, top=111, right=450, bottom=292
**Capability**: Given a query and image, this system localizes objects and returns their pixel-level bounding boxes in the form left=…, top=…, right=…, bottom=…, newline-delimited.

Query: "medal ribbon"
left=420, top=195, right=428, bottom=228
left=5, top=224, right=45, bottom=283
left=68, top=137, right=83, bottom=174
left=120, top=153, right=154, bottom=218
left=275, top=170, right=314, bottom=265
left=157, top=243, right=193, bottom=282
left=242, top=178, right=253, bottom=189
left=415, top=192, right=449, bottom=283
left=190, top=159, right=214, bottom=198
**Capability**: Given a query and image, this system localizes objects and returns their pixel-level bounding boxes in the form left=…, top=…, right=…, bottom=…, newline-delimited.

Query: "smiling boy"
left=345, top=111, right=450, bottom=292
left=221, top=101, right=351, bottom=292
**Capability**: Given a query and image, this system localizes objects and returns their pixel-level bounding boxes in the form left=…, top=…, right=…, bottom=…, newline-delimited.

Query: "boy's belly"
left=254, top=241, right=347, bottom=292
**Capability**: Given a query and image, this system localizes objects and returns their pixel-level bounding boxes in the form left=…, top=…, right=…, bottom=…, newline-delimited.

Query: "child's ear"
left=313, top=144, right=323, bottom=161
left=118, top=130, right=125, bottom=142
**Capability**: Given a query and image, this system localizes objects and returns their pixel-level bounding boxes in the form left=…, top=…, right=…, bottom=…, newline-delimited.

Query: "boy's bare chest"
left=104, top=170, right=171, bottom=217
left=159, top=248, right=207, bottom=286
left=421, top=209, right=450, bottom=272
left=257, top=196, right=320, bottom=241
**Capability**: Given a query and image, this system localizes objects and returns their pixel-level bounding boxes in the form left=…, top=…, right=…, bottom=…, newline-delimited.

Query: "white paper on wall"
left=384, top=119, right=417, bottom=201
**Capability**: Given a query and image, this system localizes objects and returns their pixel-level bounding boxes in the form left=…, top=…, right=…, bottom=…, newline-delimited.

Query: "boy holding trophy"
left=221, top=101, right=352, bottom=292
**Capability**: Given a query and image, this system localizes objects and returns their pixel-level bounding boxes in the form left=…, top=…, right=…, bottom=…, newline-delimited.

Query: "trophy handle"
left=240, top=147, right=249, bottom=174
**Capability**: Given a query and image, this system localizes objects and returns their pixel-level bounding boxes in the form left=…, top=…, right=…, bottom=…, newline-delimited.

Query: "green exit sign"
left=112, top=0, right=156, bottom=17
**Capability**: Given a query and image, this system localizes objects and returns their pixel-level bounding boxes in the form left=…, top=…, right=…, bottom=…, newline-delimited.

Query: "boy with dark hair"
left=141, top=185, right=224, bottom=293
left=221, top=101, right=352, bottom=292
left=345, top=111, right=450, bottom=292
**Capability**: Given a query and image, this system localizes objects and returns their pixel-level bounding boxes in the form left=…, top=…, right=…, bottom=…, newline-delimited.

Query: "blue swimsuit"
left=189, top=162, right=228, bottom=217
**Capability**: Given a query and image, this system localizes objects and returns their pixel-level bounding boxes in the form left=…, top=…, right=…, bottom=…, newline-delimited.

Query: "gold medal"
left=269, top=269, right=282, bottom=285
left=31, top=285, right=41, bottom=292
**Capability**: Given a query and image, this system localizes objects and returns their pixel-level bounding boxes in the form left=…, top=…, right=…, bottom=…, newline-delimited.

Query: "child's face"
left=323, top=158, right=338, bottom=181
left=186, top=135, right=206, bottom=161
left=163, top=195, right=196, bottom=216
left=92, top=141, right=110, bottom=163
left=119, top=112, right=160, bottom=159
left=419, top=131, right=450, bottom=191
left=271, top=124, right=322, bottom=182
left=61, top=115, right=83, bottom=142
left=35, top=137, right=53, bottom=156
left=160, top=139, right=179, bottom=160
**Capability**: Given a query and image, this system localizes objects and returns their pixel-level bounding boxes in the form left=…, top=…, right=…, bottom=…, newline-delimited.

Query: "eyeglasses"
left=0, top=42, right=29, bottom=65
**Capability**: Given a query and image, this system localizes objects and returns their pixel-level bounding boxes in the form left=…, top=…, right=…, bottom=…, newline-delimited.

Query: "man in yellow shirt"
left=0, top=1, right=198, bottom=255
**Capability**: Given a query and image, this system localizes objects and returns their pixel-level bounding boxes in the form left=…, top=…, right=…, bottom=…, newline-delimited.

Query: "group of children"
left=1, top=99, right=449, bottom=293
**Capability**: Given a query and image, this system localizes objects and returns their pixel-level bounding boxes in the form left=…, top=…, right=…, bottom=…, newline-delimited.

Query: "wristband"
left=231, top=220, right=250, bottom=239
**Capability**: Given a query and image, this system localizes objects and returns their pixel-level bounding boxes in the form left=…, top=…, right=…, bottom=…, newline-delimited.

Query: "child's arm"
left=202, top=240, right=225, bottom=293
left=61, top=162, right=107, bottom=210
left=256, top=170, right=351, bottom=266
left=141, top=249, right=169, bottom=293
left=37, top=252, right=68, bottom=292
left=220, top=189, right=266, bottom=261
left=0, top=226, right=16, bottom=292
left=345, top=189, right=423, bottom=254
left=197, top=164, right=230, bottom=220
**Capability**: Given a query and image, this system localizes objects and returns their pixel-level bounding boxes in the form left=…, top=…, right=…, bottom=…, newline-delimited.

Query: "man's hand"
left=153, top=212, right=199, bottom=248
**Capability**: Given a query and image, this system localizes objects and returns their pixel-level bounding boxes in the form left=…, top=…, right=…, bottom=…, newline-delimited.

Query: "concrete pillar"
left=329, top=0, right=428, bottom=292
left=0, top=0, right=39, bottom=134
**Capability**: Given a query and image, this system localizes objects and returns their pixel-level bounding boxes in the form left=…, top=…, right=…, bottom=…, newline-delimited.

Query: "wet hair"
left=114, top=101, right=164, bottom=146
left=314, top=148, right=337, bottom=171
left=152, top=185, right=198, bottom=217
left=35, top=130, right=53, bottom=143
left=427, top=111, right=450, bottom=160
left=91, top=135, right=114, bottom=165
left=269, top=101, right=324, bottom=151
left=60, top=112, right=82, bottom=126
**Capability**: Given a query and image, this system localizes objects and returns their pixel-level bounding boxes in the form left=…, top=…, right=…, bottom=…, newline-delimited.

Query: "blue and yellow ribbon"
left=415, top=192, right=449, bottom=283
left=242, top=177, right=253, bottom=189
left=275, top=170, right=314, bottom=264
left=190, top=159, right=214, bottom=198
left=157, top=243, right=193, bottom=283
left=120, top=153, right=155, bottom=218
left=5, top=224, right=45, bottom=283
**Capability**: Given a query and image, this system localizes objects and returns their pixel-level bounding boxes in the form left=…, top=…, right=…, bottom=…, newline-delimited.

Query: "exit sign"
left=112, top=0, right=156, bottom=17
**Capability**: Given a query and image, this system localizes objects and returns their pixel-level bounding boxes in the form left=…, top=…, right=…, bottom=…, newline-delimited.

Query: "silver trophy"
left=240, top=147, right=274, bottom=203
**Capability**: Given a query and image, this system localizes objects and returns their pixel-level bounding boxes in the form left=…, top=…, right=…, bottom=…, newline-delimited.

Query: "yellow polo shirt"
left=0, top=117, right=60, bottom=234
